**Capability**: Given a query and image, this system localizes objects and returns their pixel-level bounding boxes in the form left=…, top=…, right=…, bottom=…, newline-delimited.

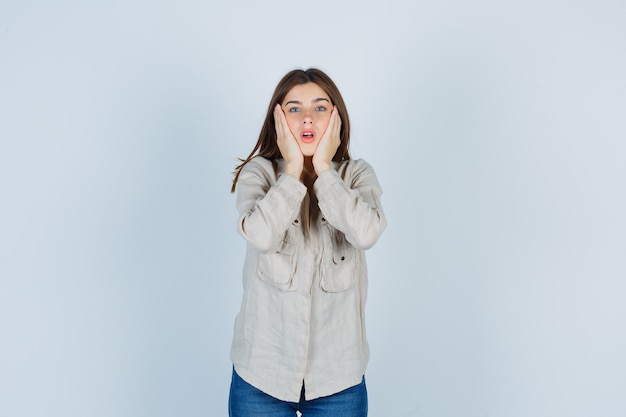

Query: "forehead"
left=283, top=82, right=330, bottom=103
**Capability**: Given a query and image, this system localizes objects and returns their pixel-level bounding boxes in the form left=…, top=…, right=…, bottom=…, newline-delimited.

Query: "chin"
left=299, top=144, right=317, bottom=157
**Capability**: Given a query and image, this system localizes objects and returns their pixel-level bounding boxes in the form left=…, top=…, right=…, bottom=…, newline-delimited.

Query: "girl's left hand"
left=313, top=106, right=342, bottom=176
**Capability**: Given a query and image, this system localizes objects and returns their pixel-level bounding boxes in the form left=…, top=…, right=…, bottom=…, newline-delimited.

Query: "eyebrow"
left=284, top=98, right=331, bottom=105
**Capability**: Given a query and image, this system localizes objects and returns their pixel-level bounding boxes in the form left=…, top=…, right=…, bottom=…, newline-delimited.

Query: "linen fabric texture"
left=230, top=156, right=386, bottom=402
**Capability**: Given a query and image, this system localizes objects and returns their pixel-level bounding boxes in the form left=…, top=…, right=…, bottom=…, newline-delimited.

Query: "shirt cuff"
left=313, top=168, right=343, bottom=198
left=274, top=173, right=307, bottom=210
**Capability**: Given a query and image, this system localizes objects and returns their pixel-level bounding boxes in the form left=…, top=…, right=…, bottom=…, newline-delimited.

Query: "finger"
left=332, top=106, right=342, bottom=133
left=275, top=104, right=284, bottom=119
left=274, top=104, right=284, bottom=128
left=274, top=105, right=291, bottom=139
left=329, top=106, right=338, bottom=127
left=274, top=105, right=281, bottom=132
left=334, top=106, right=342, bottom=130
left=320, top=108, right=337, bottom=140
left=323, top=107, right=339, bottom=139
left=324, top=107, right=341, bottom=143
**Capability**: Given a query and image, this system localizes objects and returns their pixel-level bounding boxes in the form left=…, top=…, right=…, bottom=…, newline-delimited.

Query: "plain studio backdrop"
left=1, top=1, right=625, bottom=416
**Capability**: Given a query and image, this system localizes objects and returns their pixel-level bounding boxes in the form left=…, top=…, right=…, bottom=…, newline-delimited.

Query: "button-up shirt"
left=230, top=156, right=386, bottom=402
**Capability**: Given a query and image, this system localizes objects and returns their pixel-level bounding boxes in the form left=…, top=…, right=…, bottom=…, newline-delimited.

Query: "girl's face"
left=281, top=82, right=333, bottom=157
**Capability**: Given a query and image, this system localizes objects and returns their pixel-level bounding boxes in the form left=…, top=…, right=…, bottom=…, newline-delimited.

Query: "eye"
left=315, top=106, right=327, bottom=112
left=288, top=107, right=300, bottom=113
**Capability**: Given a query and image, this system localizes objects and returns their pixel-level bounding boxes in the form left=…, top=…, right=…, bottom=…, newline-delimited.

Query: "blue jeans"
left=228, top=368, right=368, bottom=417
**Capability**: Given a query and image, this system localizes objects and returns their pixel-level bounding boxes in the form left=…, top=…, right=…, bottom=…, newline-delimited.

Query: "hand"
left=313, top=106, right=341, bottom=176
left=274, top=104, right=303, bottom=179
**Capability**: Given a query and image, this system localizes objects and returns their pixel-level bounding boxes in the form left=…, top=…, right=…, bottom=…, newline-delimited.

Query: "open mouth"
left=301, top=130, right=315, bottom=143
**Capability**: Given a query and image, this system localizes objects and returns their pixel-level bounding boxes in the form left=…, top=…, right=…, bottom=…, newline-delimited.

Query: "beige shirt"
left=230, top=156, right=386, bottom=402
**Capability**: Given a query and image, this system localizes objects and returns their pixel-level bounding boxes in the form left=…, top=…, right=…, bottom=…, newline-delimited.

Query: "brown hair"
left=231, top=68, right=351, bottom=192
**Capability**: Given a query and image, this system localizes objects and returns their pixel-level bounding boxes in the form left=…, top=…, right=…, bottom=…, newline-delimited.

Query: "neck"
left=302, top=157, right=316, bottom=189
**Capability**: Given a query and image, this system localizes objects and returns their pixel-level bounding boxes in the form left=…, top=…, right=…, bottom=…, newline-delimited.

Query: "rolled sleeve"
left=237, top=160, right=307, bottom=252
left=314, top=159, right=386, bottom=250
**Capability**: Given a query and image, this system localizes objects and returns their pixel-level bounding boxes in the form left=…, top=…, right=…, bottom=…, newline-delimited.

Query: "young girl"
left=229, top=68, right=386, bottom=417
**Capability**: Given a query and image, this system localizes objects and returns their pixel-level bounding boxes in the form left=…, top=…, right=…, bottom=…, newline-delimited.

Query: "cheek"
left=319, top=114, right=332, bottom=131
left=284, top=115, right=300, bottom=134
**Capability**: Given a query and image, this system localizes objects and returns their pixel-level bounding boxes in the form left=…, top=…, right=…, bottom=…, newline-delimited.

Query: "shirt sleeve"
left=314, top=159, right=387, bottom=250
left=236, top=158, right=307, bottom=253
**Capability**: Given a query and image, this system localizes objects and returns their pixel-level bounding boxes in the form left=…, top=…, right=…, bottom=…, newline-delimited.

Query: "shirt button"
left=341, top=256, right=345, bottom=261
left=294, top=219, right=299, bottom=224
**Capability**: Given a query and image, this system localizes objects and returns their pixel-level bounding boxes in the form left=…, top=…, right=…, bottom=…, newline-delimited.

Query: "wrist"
left=314, top=162, right=331, bottom=176
left=285, top=161, right=303, bottom=179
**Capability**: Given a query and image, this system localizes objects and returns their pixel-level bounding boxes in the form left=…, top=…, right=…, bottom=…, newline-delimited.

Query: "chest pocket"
left=321, top=227, right=358, bottom=292
left=256, top=226, right=298, bottom=292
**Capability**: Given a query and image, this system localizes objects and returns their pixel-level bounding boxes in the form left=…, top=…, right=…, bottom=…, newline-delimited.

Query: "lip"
left=301, top=129, right=316, bottom=143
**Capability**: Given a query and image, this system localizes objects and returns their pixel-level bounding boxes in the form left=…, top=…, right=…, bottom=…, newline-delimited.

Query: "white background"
left=1, top=1, right=625, bottom=416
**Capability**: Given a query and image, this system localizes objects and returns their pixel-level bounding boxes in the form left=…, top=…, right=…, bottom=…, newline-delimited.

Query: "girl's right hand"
left=274, top=104, right=303, bottom=179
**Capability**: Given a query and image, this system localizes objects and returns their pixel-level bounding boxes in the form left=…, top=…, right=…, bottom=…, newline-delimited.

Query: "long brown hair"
left=231, top=68, right=351, bottom=192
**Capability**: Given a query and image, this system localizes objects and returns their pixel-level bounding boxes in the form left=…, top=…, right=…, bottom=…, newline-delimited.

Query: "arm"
left=236, top=158, right=307, bottom=253
left=314, top=159, right=387, bottom=250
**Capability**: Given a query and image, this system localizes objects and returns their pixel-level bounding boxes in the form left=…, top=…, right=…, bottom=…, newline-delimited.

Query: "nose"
left=302, top=110, right=313, bottom=124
